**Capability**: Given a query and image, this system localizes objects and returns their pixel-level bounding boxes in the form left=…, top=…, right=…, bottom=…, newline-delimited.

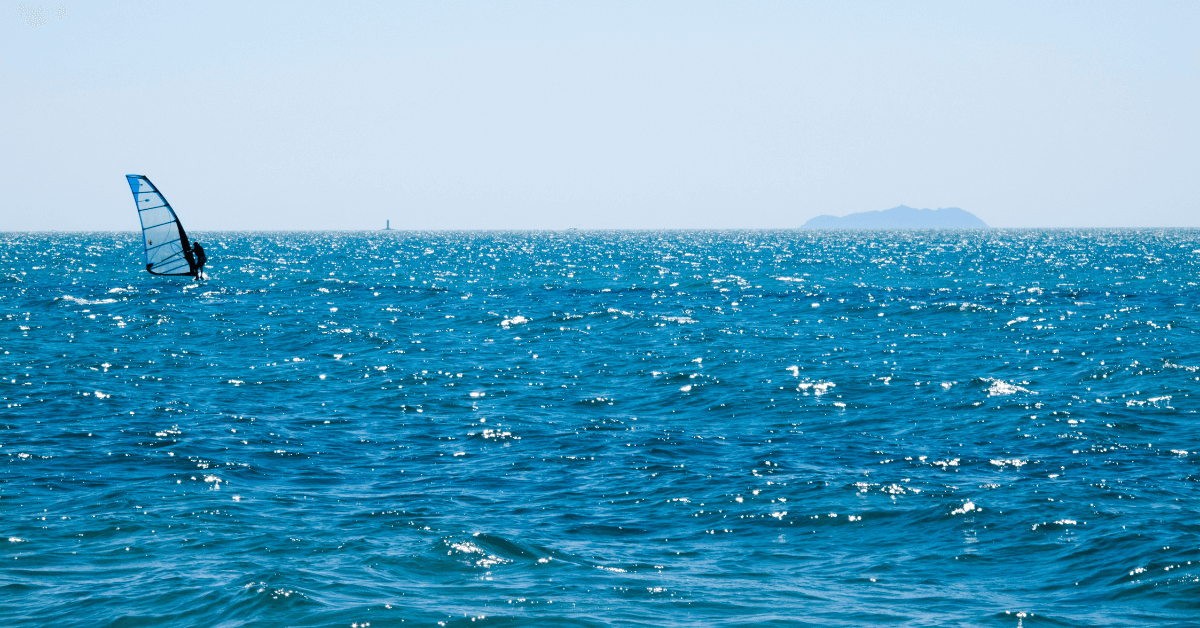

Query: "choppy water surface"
left=2, top=230, right=1199, bottom=627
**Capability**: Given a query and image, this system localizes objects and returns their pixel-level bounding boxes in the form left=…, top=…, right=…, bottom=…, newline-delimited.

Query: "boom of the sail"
left=126, top=175, right=196, bottom=276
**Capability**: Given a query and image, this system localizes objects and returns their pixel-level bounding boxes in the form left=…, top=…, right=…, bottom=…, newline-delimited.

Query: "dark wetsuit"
left=192, top=243, right=208, bottom=279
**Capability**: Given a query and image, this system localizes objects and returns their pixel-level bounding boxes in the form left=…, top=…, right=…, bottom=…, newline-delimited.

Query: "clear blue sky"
left=2, top=1, right=1197, bottom=230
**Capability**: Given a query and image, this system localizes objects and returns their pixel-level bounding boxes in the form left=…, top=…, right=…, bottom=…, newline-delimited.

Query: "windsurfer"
left=192, top=242, right=208, bottom=280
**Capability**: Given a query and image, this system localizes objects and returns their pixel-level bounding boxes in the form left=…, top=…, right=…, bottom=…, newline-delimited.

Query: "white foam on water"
left=500, top=315, right=528, bottom=327
left=982, top=378, right=1033, bottom=396
left=478, top=428, right=515, bottom=440
left=990, top=459, right=1026, bottom=468
left=1164, top=361, right=1199, bottom=372
left=679, top=385, right=692, bottom=392
left=951, top=501, right=976, bottom=515
left=58, top=295, right=118, bottom=305
left=797, top=381, right=835, bottom=396
left=1127, top=396, right=1172, bottom=408
left=786, top=366, right=799, bottom=377
left=447, top=540, right=509, bottom=568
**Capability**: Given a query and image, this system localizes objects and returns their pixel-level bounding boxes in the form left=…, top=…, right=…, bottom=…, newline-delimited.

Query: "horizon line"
left=4, top=226, right=1200, bottom=233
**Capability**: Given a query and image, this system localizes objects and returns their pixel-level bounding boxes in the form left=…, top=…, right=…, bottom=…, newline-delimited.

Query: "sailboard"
left=126, top=175, right=197, bottom=277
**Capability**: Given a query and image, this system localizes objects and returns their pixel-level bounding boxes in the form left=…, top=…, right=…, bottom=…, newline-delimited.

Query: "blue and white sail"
left=126, top=175, right=196, bottom=276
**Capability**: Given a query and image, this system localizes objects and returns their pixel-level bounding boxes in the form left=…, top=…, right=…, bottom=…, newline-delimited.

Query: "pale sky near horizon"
left=2, top=1, right=1198, bottom=231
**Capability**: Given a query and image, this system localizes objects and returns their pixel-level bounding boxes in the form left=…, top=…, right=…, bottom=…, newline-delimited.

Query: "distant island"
left=802, top=205, right=988, bottom=228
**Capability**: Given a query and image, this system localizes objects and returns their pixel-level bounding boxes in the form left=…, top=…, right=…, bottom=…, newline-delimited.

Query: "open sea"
left=2, top=229, right=1199, bottom=627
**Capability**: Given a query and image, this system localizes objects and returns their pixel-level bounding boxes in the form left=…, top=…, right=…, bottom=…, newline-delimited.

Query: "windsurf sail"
left=126, top=175, right=196, bottom=276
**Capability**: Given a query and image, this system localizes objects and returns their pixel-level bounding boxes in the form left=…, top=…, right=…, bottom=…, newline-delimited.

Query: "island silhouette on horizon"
left=803, top=205, right=988, bottom=228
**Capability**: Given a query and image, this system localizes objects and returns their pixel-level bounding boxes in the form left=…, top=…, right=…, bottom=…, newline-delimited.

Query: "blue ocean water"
left=2, top=230, right=1199, bottom=627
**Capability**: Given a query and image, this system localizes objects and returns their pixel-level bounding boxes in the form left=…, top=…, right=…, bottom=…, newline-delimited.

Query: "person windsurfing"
left=191, top=241, right=208, bottom=280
